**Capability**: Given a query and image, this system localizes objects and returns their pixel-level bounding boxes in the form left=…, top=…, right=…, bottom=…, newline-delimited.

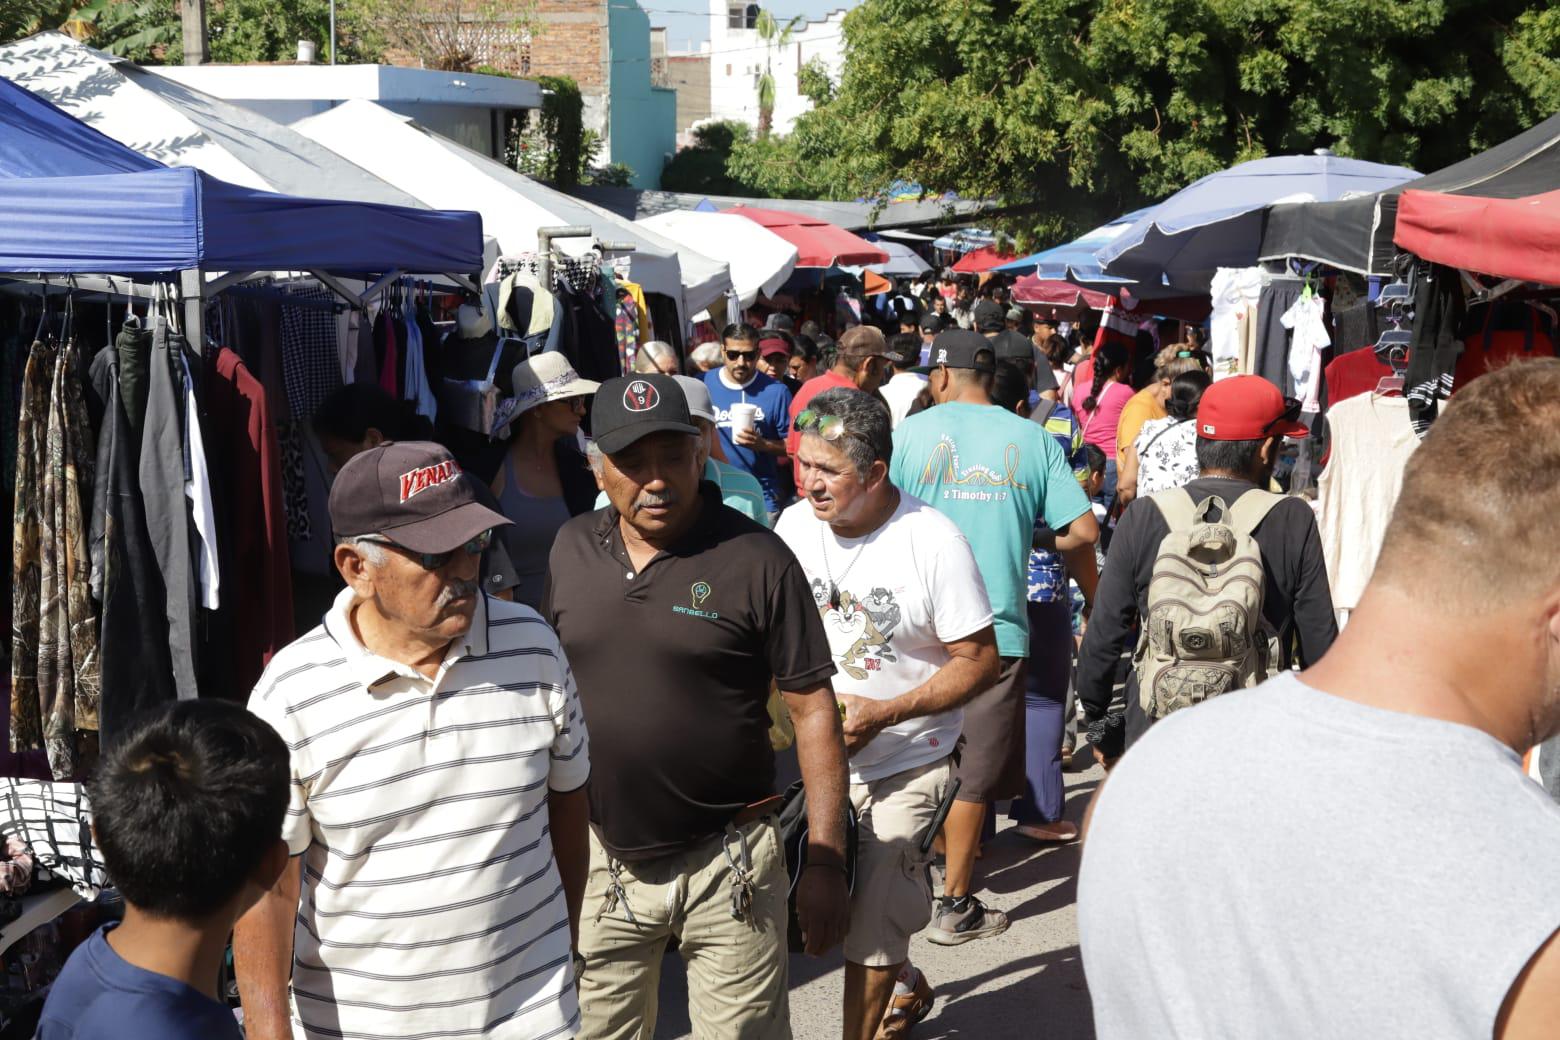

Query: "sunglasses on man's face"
left=726, top=349, right=758, bottom=362
left=362, top=529, right=493, bottom=571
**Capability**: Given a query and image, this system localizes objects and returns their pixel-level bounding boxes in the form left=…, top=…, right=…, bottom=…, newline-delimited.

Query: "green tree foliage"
left=744, top=0, right=1560, bottom=242
left=661, top=119, right=759, bottom=195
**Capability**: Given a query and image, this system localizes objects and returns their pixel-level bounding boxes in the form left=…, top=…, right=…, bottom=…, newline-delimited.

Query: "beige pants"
left=845, top=757, right=950, bottom=967
left=577, top=818, right=790, bottom=1040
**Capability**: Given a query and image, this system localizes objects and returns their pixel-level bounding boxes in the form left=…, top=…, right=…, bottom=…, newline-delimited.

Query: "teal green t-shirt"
left=891, top=401, right=1091, bottom=655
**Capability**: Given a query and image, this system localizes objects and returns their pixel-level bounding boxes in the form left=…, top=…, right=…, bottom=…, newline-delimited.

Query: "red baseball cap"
left=759, top=336, right=791, bottom=358
left=1196, top=376, right=1309, bottom=441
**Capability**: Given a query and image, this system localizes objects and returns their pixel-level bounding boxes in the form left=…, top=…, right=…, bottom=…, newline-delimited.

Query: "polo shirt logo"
left=673, top=579, right=720, bottom=620
left=398, top=460, right=461, bottom=502
left=624, top=380, right=660, bottom=412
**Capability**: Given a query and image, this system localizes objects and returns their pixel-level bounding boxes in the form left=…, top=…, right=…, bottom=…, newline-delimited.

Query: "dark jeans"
left=1011, top=600, right=1073, bottom=825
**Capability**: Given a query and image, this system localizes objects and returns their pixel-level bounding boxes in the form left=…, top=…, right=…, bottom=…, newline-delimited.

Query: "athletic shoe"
left=925, top=895, right=1009, bottom=946
left=877, top=967, right=935, bottom=1038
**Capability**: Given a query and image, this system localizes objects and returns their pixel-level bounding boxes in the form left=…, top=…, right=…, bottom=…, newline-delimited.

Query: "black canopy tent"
left=1258, top=112, right=1560, bottom=276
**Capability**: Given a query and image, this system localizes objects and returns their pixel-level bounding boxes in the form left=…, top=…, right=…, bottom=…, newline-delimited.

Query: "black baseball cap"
left=883, top=337, right=919, bottom=368
left=918, top=329, right=996, bottom=374
left=991, top=329, right=1034, bottom=362
left=918, top=313, right=943, bottom=333
left=592, top=374, right=699, bottom=454
left=972, top=300, right=1005, bottom=332
left=330, top=441, right=511, bottom=554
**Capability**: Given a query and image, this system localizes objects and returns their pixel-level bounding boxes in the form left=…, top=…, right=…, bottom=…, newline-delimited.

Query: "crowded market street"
left=1, top=3, right=1559, bottom=1040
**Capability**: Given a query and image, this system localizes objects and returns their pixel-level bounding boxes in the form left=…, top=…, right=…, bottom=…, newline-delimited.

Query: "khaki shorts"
left=844, top=757, right=951, bottom=967
left=577, top=818, right=789, bottom=1040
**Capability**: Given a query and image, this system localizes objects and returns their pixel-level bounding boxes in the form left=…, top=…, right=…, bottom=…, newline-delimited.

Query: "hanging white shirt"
left=1209, top=267, right=1262, bottom=380
left=1281, top=292, right=1330, bottom=413
left=180, top=353, right=220, bottom=610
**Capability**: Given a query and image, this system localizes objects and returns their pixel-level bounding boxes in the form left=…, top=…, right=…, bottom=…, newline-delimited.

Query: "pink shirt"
left=1080, top=380, right=1134, bottom=455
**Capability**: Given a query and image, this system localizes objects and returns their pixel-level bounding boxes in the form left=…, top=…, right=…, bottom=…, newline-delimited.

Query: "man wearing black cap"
left=236, top=442, right=592, bottom=1040
left=978, top=301, right=1059, bottom=402
left=891, top=331, right=1099, bottom=946
left=545, top=375, right=850, bottom=1040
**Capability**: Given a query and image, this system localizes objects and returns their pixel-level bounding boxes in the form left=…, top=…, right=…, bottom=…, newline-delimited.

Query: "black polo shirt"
left=543, top=482, right=835, bottom=861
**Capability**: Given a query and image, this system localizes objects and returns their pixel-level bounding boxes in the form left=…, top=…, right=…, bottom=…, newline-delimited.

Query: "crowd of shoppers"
left=50, top=274, right=1560, bottom=1040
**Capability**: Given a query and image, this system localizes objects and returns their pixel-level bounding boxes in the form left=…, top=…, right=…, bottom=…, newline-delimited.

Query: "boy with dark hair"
left=39, top=701, right=290, bottom=1040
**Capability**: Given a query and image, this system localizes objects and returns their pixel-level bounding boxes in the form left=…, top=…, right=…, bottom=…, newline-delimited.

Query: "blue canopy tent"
left=991, top=208, right=1149, bottom=281
left=1096, top=154, right=1416, bottom=292
left=0, top=76, right=483, bottom=332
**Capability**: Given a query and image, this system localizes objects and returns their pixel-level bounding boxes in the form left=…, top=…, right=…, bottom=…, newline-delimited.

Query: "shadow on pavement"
left=919, top=944, right=1094, bottom=1039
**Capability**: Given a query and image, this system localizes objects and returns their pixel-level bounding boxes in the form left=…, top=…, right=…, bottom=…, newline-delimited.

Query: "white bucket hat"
left=509, top=352, right=600, bottom=417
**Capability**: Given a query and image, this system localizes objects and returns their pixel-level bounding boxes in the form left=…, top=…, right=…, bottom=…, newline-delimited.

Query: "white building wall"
left=704, top=2, right=847, bottom=135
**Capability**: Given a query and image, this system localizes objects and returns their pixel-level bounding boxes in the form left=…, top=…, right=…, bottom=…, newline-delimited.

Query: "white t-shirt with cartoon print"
left=776, top=492, right=994, bottom=783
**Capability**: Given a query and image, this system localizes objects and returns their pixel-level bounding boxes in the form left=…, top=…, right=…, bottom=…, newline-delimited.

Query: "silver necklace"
left=818, top=523, right=869, bottom=610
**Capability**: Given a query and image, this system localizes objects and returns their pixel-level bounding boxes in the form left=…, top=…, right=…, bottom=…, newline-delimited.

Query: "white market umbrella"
left=295, top=100, right=731, bottom=318
left=637, top=210, right=798, bottom=308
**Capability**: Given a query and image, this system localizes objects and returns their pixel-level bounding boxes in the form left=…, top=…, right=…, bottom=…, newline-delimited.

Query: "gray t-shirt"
left=1080, top=671, right=1560, bottom=1039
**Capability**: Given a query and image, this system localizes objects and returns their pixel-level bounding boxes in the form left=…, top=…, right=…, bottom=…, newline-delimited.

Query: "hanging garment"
left=618, top=278, right=653, bottom=342
left=139, top=322, right=198, bottom=702
left=208, top=349, right=294, bottom=694
left=38, top=340, right=100, bottom=777
left=1279, top=293, right=1330, bottom=413
left=1252, top=277, right=1303, bottom=392
left=498, top=269, right=554, bottom=338
left=1454, top=304, right=1556, bottom=392
left=1208, top=268, right=1262, bottom=380
left=1403, top=263, right=1465, bottom=436
left=556, top=281, right=621, bottom=383
left=88, top=333, right=178, bottom=749
left=373, top=310, right=401, bottom=398
left=401, top=311, right=438, bottom=423
left=179, top=353, right=219, bottom=611
left=12, top=340, right=52, bottom=764
left=615, top=291, right=640, bottom=375
left=279, top=286, right=342, bottom=422
left=1315, top=394, right=1417, bottom=614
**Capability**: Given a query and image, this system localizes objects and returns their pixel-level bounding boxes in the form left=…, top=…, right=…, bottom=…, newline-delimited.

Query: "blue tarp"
left=991, top=209, right=1150, bottom=280
left=0, top=77, right=483, bottom=274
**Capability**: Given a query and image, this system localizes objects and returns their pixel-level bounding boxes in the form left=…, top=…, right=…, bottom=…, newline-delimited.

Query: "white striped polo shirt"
left=248, top=588, right=590, bottom=1040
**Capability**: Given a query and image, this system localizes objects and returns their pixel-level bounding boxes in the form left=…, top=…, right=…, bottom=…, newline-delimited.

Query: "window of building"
left=727, top=3, right=758, bottom=29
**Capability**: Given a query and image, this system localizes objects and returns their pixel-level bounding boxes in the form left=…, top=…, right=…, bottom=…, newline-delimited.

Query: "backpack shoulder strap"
left=1149, top=487, right=1200, bottom=531
left=1227, top=489, right=1285, bottom=538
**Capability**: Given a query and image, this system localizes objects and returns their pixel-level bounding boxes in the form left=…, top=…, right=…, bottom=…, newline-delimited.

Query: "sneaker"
left=876, top=968, right=935, bottom=1038
left=925, top=895, right=1009, bottom=946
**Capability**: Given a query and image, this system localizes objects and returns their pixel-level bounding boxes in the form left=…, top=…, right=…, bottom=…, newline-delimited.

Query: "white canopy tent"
left=636, top=211, right=798, bottom=309
left=0, top=33, right=425, bottom=209
left=295, top=100, right=732, bottom=320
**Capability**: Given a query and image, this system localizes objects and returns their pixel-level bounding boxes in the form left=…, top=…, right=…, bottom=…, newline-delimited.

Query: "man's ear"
left=334, top=543, right=373, bottom=592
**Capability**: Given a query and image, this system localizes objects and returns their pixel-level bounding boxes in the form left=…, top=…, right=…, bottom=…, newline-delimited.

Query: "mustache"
left=436, top=580, right=478, bottom=608
left=635, top=490, right=677, bottom=511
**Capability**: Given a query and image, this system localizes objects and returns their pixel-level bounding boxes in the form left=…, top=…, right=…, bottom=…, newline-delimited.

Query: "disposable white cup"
left=730, top=403, right=760, bottom=436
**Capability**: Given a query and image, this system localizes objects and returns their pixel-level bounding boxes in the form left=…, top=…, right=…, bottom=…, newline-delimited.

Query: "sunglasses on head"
left=725, top=349, right=759, bottom=362
left=361, top=529, right=493, bottom=570
left=795, top=409, right=847, bottom=442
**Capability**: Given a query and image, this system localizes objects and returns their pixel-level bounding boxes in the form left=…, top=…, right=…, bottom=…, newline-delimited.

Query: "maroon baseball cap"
left=1196, top=376, right=1309, bottom=441
left=759, top=336, right=791, bottom=358
left=329, top=441, right=511, bottom=553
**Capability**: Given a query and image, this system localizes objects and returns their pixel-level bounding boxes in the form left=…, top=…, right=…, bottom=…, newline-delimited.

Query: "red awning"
left=951, top=245, right=1020, bottom=273
left=1395, top=188, right=1560, bottom=287
left=724, top=206, right=888, bottom=268
left=1011, top=276, right=1114, bottom=311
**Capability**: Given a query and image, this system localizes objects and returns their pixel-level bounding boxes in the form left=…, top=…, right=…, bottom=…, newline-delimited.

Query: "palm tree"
left=754, top=9, right=802, bottom=139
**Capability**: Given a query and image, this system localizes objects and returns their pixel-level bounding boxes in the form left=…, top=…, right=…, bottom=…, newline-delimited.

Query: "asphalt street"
left=655, top=762, right=1104, bottom=1040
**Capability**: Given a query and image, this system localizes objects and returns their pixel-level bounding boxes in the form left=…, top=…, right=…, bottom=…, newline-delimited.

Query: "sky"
left=641, top=0, right=856, bottom=52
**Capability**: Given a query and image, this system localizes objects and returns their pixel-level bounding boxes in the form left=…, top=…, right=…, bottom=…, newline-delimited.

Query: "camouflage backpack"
left=1134, top=488, right=1284, bottom=719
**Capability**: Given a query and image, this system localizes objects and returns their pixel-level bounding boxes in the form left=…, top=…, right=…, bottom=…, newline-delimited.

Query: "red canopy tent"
left=724, top=206, right=888, bottom=268
left=1394, top=188, right=1560, bottom=286
left=952, top=245, right=1020, bottom=274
